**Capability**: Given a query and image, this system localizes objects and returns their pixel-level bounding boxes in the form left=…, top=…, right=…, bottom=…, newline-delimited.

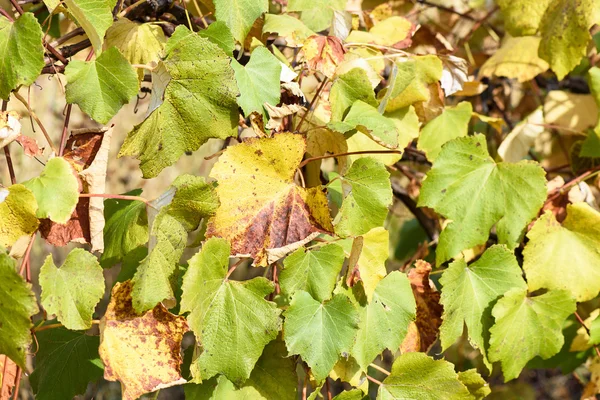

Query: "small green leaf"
left=417, top=102, right=473, bottom=161
left=280, top=244, right=345, bottom=302
left=0, top=12, right=45, bottom=100
left=100, top=189, right=148, bottom=268
left=262, top=14, right=315, bottom=44
left=352, top=272, right=416, bottom=371
left=287, top=0, right=346, bottom=32
left=198, top=20, right=235, bottom=56
left=63, top=0, right=113, bottom=53
left=0, top=184, right=39, bottom=247
left=166, top=174, right=219, bottom=232
left=418, top=134, right=546, bottom=265
left=457, top=369, right=491, bottom=400
left=439, top=245, right=526, bottom=369
left=213, top=0, right=268, bottom=45
left=29, top=328, right=104, bottom=400
left=488, top=288, right=576, bottom=381
left=0, top=251, right=38, bottom=367
left=40, top=248, right=105, bottom=330
left=523, top=203, right=600, bottom=302
left=335, top=157, right=392, bottom=238
left=232, top=46, right=282, bottom=116
left=244, top=339, right=297, bottom=400
left=181, top=238, right=282, bottom=384
left=65, top=46, right=139, bottom=124
left=590, top=314, right=600, bottom=345
left=119, top=26, right=239, bottom=178
left=377, top=352, right=472, bottom=400
left=330, top=68, right=377, bottom=122
left=283, top=291, right=359, bottom=381
left=329, top=101, right=399, bottom=149
left=23, top=157, right=80, bottom=224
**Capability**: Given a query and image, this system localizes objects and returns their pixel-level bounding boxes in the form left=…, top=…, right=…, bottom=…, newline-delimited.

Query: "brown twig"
left=0, top=7, right=14, bottom=20
left=295, top=77, right=328, bottom=132
left=225, top=258, right=245, bottom=280
left=19, top=234, right=35, bottom=277
left=13, top=91, right=58, bottom=153
left=58, top=103, right=72, bottom=156
left=366, top=374, right=383, bottom=385
left=79, top=193, right=152, bottom=206
left=574, top=311, right=600, bottom=359
left=545, top=164, right=600, bottom=206
left=3, top=146, right=16, bottom=185
left=8, top=0, right=24, bottom=14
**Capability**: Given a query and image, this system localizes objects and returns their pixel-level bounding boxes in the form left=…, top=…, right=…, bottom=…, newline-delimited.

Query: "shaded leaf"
left=198, top=20, right=235, bottom=56
left=457, top=369, right=491, bottom=400
left=348, top=227, right=389, bottom=302
left=0, top=184, right=39, bottom=247
left=497, top=107, right=545, bottom=162
left=287, top=0, right=346, bottom=32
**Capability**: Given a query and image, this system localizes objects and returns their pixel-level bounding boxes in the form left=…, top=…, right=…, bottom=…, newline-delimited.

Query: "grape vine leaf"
left=418, top=134, right=547, bottom=265
left=352, top=271, right=416, bottom=371
left=333, top=389, right=368, bottom=400
left=206, top=133, right=333, bottom=266
left=23, top=157, right=80, bottom=225
left=539, top=0, right=596, bottom=80
left=29, top=328, right=104, bottom=400
left=377, top=352, right=473, bottom=400
left=213, top=0, right=267, bottom=45
left=99, top=280, right=188, bottom=400
left=523, top=203, right=600, bottom=302
left=119, top=26, right=239, bottom=178
left=263, top=14, right=316, bottom=46
left=348, top=227, right=389, bottom=302
left=104, top=18, right=166, bottom=79
left=185, top=376, right=260, bottom=399
left=0, top=12, right=45, bottom=100
left=347, top=16, right=415, bottom=49
left=39, top=248, right=105, bottom=330
left=329, top=68, right=378, bottom=122
left=284, top=290, right=359, bottom=381
left=180, top=238, right=282, bottom=384
left=280, top=243, right=345, bottom=302
left=496, top=0, right=550, bottom=36
left=439, top=245, right=527, bottom=369
left=478, top=36, right=549, bottom=83
left=198, top=21, right=235, bottom=57
left=232, top=46, right=282, bottom=116
left=0, top=184, right=39, bottom=247
left=379, top=55, right=442, bottom=112
left=66, top=46, right=139, bottom=124
left=132, top=175, right=217, bottom=312
left=63, top=0, right=114, bottom=53
left=488, top=288, right=576, bottom=381
left=287, top=0, right=346, bottom=32
left=457, top=369, right=491, bottom=400
left=100, top=189, right=148, bottom=268
left=0, top=251, right=38, bottom=368
left=243, top=339, right=297, bottom=400
left=417, top=101, right=472, bottom=161
left=329, top=100, right=399, bottom=149
left=334, top=158, right=392, bottom=238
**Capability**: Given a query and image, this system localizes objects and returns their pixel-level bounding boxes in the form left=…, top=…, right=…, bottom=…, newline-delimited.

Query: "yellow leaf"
left=99, top=281, right=188, bottom=400
left=479, top=36, right=549, bottom=83
left=206, top=133, right=333, bottom=266
left=346, top=16, right=415, bottom=49
left=544, top=91, right=598, bottom=132
left=302, top=35, right=346, bottom=78
left=497, top=108, right=544, bottom=162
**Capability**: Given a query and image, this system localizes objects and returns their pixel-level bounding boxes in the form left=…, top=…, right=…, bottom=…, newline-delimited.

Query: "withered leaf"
left=0, top=355, right=17, bottom=400
left=99, top=281, right=188, bottom=400
left=302, top=35, right=346, bottom=78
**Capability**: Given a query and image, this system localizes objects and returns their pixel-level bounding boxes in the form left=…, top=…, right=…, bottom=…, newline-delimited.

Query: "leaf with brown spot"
left=400, top=260, right=443, bottom=353
left=99, top=280, right=188, bottom=400
left=301, top=35, right=346, bottom=78
left=206, top=133, right=333, bottom=266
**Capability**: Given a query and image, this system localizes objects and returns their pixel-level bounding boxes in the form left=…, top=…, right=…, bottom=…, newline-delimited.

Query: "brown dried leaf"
left=15, top=135, right=42, bottom=157
left=400, top=259, right=443, bottom=353
left=99, top=281, right=188, bottom=400
left=0, top=355, right=18, bottom=400
left=302, top=35, right=346, bottom=78
left=0, top=111, right=21, bottom=149
left=39, top=198, right=90, bottom=246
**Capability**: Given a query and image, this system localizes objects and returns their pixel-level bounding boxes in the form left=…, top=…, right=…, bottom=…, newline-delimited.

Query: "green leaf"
left=280, top=244, right=345, bottom=302
left=22, top=157, right=80, bottom=224
left=283, top=291, right=359, bottom=381
left=0, top=251, right=38, bottom=367
left=457, top=369, right=491, bottom=400
left=488, top=288, right=576, bottom=381
left=213, top=0, right=268, bottom=45
left=417, top=102, right=473, bottom=161
left=39, top=248, right=105, bottom=330
left=100, top=189, right=148, bottom=268
left=63, top=0, right=113, bottom=53
left=496, top=0, right=551, bottom=36
left=334, top=157, right=392, bottom=237
left=330, top=68, right=377, bottom=122
left=380, top=55, right=442, bottom=112
left=181, top=238, right=282, bottom=384
left=232, top=46, right=282, bottom=116
left=65, top=46, right=139, bottom=124
left=590, top=314, right=600, bottom=345
left=377, top=352, right=472, bottom=400
left=418, top=134, right=546, bottom=265
left=0, top=13, right=45, bottom=100
left=244, top=339, right=297, bottom=400
left=198, top=20, right=235, bottom=56
left=166, top=174, right=219, bottom=231
left=262, top=14, right=315, bottom=45
left=29, top=328, right=103, bottom=400
left=439, top=245, right=527, bottom=369
left=523, top=203, right=600, bottom=302
left=349, top=227, right=389, bottom=302
left=539, top=0, right=596, bottom=80
left=287, top=0, right=346, bottom=32
left=352, top=272, right=416, bottom=371
left=329, top=101, right=399, bottom=149
left=0, top=184, right=39, bottom=247
left=119, top=26, right=239, bottom=178
left=333, top=389, right=368, bottom=400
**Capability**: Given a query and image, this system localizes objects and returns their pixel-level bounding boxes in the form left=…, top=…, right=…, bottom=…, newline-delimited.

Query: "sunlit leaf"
left=329, top=68, right=377, bottom=123
left=287, top=0, right=346, bottom=32
left=0, top=185, right=39, bottom=247
left=213, top=0, right=267, bottom=44
left=417, top=102, right=472, bottom=161
left=63, top=0, right=113, bottom=53
left=479, top=36, right=548, bottom=83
